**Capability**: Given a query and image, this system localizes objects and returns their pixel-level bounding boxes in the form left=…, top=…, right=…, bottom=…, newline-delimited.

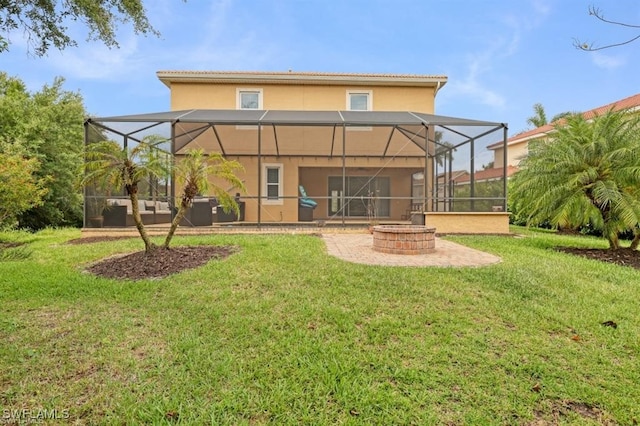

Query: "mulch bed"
left=556, top=247, right=640, bottom=270
left=86, top=245, right=239, bottom=280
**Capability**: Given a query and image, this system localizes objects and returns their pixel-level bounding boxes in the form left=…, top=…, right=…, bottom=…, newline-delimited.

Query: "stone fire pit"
left=372, top=225, right=436, bottom=255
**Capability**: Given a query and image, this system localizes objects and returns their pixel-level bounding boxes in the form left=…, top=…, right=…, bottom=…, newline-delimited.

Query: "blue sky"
left=3, top=0, right=640, bottom=135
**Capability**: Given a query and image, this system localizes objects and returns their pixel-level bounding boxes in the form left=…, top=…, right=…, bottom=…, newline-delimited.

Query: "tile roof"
left=503, top=93, right=640, bottom=146
left=453, top=166, right=518, bottom=183
left=156, top=70, right=448, bottom=88
left=157, top=70, right=447, bottom=79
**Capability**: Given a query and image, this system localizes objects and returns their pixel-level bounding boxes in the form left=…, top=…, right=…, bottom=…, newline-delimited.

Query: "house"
left=84, top=71, right=509, bottom=233
left=489, top=93, right=640, bottom=168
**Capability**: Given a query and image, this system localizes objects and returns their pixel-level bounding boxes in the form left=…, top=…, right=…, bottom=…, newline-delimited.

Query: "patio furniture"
left=298, top=185, right=317, bottom=221
left=103, top=199, right=156, bottom=227
left=213, top=201, right=245, bottom=222
left=180, top=199, right=213, bottom=226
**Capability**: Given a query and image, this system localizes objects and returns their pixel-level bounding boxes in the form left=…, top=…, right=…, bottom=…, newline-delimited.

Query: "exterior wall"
left=425, top=212, right=510, bottom=234
left=169, top=82, right=436, bottom=112
left=506, top=141, right=528, bottom=166
left=213, top=156, right=426, bottom=222
left=168, top=78, right=438, bottom=222
left=163, top=73, right=449, bottom=223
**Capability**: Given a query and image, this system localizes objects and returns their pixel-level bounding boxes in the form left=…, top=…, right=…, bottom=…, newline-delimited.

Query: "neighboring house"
left=489, top=93, right=640, bottom=168
left=85, top=71, right=509, bottom=233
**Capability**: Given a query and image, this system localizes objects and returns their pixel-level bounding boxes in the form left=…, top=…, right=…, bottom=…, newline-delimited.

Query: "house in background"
left=84, top=71, right=509, bottom=233
left=489, top=93, right=640, bottom=169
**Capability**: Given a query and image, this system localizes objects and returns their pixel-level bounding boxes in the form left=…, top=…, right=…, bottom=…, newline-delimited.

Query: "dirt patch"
left=529, top=399, right=617, bottom=425
left=86, top=245, right=239, bottom=280
left=0, top=241, right=25, bottom=249
left=556, top=247, right=640, bottom=270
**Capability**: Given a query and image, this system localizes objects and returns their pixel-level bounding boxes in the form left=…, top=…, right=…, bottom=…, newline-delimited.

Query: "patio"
left=83, top=109, right=508, bottom=232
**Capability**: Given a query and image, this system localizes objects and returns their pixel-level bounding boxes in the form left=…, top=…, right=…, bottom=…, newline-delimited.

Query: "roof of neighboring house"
left=453, top=166, right=518, bottom=183
left=436, top=170, right=469, bottom=181
left=157, top=70, right=448, bottom=88
left=487, top=93, right=640, bottom=150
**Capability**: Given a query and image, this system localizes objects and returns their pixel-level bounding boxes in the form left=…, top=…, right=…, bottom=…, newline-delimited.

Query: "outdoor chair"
left=298, top=185, right=317, bottom=221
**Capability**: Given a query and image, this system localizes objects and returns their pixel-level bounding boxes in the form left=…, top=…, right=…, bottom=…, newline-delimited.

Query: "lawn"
left=0, top=227, right=638, bottom=424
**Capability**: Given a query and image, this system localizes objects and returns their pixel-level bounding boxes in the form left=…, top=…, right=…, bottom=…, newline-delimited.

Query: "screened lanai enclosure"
left=83, top=110, right=508, bottom=229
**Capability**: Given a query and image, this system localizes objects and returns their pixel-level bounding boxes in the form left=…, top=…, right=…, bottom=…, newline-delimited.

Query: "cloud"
left=591, top=52, right=626, bottom=69
left=444, top=1, right=552, bottom=110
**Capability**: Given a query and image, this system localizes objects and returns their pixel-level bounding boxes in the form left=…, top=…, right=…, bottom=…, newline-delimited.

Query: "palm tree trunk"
left=162, top=201, right=189, bottom=249
left=129, top=191, right=156, bottom=252
left=607, top=233, right=620, bottom=250
left=631, top=229, right=640, bottom=250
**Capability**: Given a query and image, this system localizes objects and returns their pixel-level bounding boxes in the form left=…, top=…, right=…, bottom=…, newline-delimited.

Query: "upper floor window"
left=347, top=90, right=372, bottom=111
left=237, top=89, right=263, bottom=110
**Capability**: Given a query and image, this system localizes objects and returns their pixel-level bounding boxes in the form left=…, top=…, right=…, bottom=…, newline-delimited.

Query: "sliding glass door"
left=328, top=176, right=390, bottom=217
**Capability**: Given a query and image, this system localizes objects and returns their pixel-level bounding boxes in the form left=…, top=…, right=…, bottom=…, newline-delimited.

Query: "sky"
left=2, top=0, right=640, bottom=135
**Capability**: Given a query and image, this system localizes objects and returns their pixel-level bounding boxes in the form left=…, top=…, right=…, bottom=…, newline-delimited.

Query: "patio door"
left=328, top=176, right=390, bottom=217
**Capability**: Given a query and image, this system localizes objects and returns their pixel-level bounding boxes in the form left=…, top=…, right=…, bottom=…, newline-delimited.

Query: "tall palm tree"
left=510, top=109, right=640, bottom=250
left=163, top=150, right=244, bottom=248
left=83, top=137, right=170, bottom=252
left=526, top=103, right=548, bottom=128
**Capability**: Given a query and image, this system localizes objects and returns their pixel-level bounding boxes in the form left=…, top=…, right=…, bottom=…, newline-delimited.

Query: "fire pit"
left=372, top=225, right=436, bottom=255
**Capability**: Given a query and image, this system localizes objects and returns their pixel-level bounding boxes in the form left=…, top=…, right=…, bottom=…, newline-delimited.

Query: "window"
left=237, top=89, right=263, bottom=110
left=347, top=90, right=372, bottom=111
left=347, top=90, right=372, bottom=131
left=263, top=164, right=283, bottom=204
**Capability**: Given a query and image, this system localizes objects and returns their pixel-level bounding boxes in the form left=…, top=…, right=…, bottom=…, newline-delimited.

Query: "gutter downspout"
left=434, top=81, right=443, bottom=99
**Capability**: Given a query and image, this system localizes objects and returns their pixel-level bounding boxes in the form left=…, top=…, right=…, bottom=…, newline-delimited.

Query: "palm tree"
left=510, top=109, right=640, bottom=250
left=163, top=149, right=244, bottom=248
left=526, top=103, right=548, bottom=128
left=83, top=137, right=170, bottom=252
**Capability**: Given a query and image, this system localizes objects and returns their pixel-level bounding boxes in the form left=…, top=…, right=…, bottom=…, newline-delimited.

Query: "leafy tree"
left=574, top=6, right=640, bottom=51
left=527, top=103, right=548, bottom=128
left=83, top=137, right=170, bottom=252
left=0, top=73, right=86, bottom=229
left=0, top=0, right=162, bottom=56
left=510, top=109, right=640, bottom=250
left=0, top=144, right=48, bottom=228
left=163, top=150, right=244, bottom=249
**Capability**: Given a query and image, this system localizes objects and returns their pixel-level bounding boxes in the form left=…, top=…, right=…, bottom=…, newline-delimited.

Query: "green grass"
left=1, top=227, right=638, bottom=424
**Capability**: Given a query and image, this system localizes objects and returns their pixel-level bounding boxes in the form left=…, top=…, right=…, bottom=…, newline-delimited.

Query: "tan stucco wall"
left=494, top=140, right=529, bottom=167
left=169, top=83, right=436, bottom=113
left=425, top=212, right=510, bottom=234
left=211, top=156, right=426, bottom=222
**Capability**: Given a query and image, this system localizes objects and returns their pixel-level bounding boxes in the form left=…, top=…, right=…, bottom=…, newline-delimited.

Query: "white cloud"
left=444, top=1, right=552, bottom=110
left=591, top=52, right=626, bottom=69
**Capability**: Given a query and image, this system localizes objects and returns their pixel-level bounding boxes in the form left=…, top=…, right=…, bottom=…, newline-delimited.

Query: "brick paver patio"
left=322, top=233, right=501, bottom=267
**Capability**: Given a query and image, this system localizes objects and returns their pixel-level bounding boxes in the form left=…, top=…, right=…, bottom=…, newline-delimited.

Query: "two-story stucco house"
left=85, top=71, right=509, bottom=233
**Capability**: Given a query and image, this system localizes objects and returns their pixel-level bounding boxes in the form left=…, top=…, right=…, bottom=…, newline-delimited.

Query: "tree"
left=574, top=6, right=640, bottom=51
left=527, top=103, right=548, bottom=128
left=0, top=73, right=86, bottom=229
left=83, top=141, right=245, bottom=252
left=0, top=145, right=48, bottom=229
left=83, top=137, right=170, bottom=252
left=0, top=0, right=162, bottom=56
left=163, top=150, right=244, bottom=249
left=510, top=109, right=640, bottom=250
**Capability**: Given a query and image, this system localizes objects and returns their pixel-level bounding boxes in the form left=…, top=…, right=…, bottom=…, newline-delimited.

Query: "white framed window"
left=347, top=90, right=372, bottom=111
left=263, top=163, right=283, bottom=205
left=237, top=88, right=263, bottom=110
left=347, top=90, right=372, bottom=131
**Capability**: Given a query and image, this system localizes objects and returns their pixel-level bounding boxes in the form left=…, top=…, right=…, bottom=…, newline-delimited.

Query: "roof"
left=453, top=166, right=518, bottom=183
left=89, top=109, right=504, bottom=127
left=156, top=70, right=448, bottom=88
left=488, top=93, right=640, bottom=149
